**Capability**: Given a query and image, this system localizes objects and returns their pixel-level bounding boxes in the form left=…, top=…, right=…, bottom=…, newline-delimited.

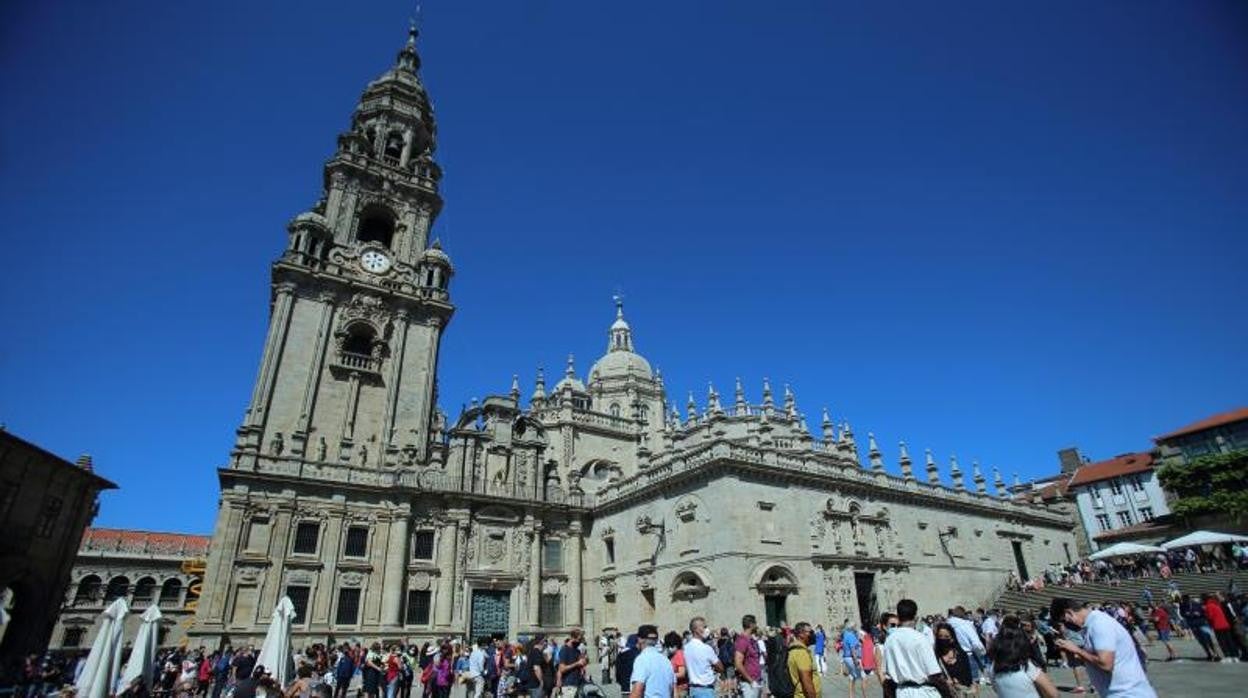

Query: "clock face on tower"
left=359, top=249, right=392, bottom=274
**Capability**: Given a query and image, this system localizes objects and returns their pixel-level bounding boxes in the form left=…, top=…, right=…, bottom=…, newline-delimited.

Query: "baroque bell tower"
left=233, top=25, right=452, bottom=470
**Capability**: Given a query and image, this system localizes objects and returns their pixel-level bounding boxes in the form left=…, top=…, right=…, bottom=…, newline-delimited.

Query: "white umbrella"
left=75, top=597, right=130, bottom=698
left=120, top=605, right=162, bottom=690
left=256, top=596, right=297, bottom=687
left=1089, top=542, right=1165, bottom=560
left=1161, top=530, right=1248, bottom=550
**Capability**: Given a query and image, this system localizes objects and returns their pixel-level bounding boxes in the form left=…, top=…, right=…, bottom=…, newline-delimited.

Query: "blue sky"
left=2, top=1, right=1246, bottom=533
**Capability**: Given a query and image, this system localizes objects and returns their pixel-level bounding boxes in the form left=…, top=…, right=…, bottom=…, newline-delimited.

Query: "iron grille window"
left=62, top=627, right=85, bottom=648
left=1140, top=507, right=1154, bottom=521
left=412, top=530, right=435, bottom=561
left=1095, top=514, right=1111, bottom=532
left=335, top=588, right=361, bottom=625
left=539, top=593, right=562, bottom=627
left=1117, top=511, right=1133, bottom=526
left=543, top=539, right=563, bottom=572
left=1109, top=479, right=1124, bottom=495
left=293, top=522, right=320, bottom=554
left=344, top=526, right=369, bottom=558
left=406, top=590, right=431, bottom=625
left=286, top=585, right=311, bottom=623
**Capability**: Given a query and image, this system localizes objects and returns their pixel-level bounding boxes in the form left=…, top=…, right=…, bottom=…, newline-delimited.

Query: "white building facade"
left=1067, top=453, right=1170, bottom=551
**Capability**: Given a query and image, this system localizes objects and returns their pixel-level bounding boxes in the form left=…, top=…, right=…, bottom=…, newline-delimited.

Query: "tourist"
left=1051, top=597, right=1157, bottom=697
left=521, top=634, right=547, bottom=698
left=812, top=626, right=826, bottom=675
left=881, top=599, right=943, bottom=697
left=945, top=608, right=988, bottom=685
left=628, top=625, right=675, bottom=698
left=361, top=644, right=383, bottom=698
left=332, top=646, right=354, bottom=698
left=384, top=647, right=401, bottom=698
left=432, top=645, right=454, bottom=698
left=1203, top=593, right=1239, bottom=662
left=1179, top=594, right=1220, bottom=660
left=1147, top=605, right=1177, bottom=661
left=838, top=623, right=865, bottom=698
left=859, top=628, right=878, bottom=684
left=663, top=632, right=686, bottom=697
left=786, top=622, right=819, bottom=698
left=734, top=615, right=763, bottom=698
left=283, top=665, right=318, bottom=698
left=981, top=610, right=1000, bottom=651
left=987, top=618, right=1057, bottom=698
left=934, top=623, right=973, bottom=697
left=555, top=630, right=587, bottom=698
left=468, top=638, right=488, bottom=698
left=682, top=617, right=721, bottom=698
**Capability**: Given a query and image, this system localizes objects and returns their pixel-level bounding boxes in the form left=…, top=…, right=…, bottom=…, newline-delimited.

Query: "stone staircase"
left=993, top=569, right=1248, bottom=615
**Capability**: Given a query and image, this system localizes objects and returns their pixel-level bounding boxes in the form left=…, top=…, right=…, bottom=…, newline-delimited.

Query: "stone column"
left=528, top=521, right=542, bottom=628
left=381, top=513, right=409, bottom=627
left=380, top=311, right=410, bottom=452
left=296, top=293, right=337, bottom=441
left=568, top=519, right=583, bottom=627
left=341, top=372, right=362, bottom=445
left=247, top=283, right=298, bottom=427
left=434, top=517, right=460, bottom=628
left=201, top=502, right=245, bottom=621
left=311, top=512, right=344, bottom=624
left=259, top=505, right=294, bottom=612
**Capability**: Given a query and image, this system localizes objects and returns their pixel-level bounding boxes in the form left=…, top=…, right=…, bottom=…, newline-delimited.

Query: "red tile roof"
left=1068, top=451, right=1154, bottom=487
left=1012, top=477, right=1071, bottom=503
left=81, top=527, right=211, bottom=556
left=1154, top=407, right=1248, bottom=442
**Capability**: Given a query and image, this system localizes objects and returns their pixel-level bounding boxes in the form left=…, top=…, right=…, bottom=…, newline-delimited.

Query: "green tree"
left=1156, top=449, right=1248, bottom=520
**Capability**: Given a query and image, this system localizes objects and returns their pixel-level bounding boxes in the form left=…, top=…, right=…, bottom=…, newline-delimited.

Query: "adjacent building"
left=0, top=431, right=115, bottom=669
left=51, top=528, right=209, bottom=651
left=1065, top=452, right=1171, bottom=552
left=188, top=26, right=1077, bottom=647
left=1153, top=407, right=1248, bottom=466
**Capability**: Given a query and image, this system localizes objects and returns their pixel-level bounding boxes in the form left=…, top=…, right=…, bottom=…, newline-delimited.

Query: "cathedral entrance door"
left=470, top=590, right=510, bottom=640
left=1011, top=541, right=1030, bottom=582
left=764, top=595, right=787, bottom=628
left=853, top=572, right=877, bottom=628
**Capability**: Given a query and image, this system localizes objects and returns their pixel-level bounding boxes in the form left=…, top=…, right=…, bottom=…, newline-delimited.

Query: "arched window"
left=609, top=403, right=621, bottom=418
left=357, top=207, right=396, bottom=248
left=342, top=327, right=374, bottom=357
left=159, top=579, right=183, bottom=606
left=133, top=577, right=158, bottom=605
left=74, top=575, right=101, bottom=605
left=104, top=576, right=130, bottom=602
left=383, top=132, right=405, bottom=164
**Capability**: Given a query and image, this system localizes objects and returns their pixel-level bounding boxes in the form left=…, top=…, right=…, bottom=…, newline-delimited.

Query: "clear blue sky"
left=2, top=1, right=1246, bottom=533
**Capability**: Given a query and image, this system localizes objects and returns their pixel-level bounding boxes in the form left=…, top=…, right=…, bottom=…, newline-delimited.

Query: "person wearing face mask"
left=682, top=618, right=723, bottom=698
left=664, top=632, right=687, bottom=697
left=785, top=623, right=820, bottom=698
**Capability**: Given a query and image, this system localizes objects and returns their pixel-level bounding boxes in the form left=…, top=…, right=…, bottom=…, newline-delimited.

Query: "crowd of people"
left=1007, top=544, right=1248, bottom=592
left=14, top=576, right=1248, bottom=698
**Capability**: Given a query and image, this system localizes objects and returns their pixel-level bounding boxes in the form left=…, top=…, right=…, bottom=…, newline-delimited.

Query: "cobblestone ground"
left=581, top=636, right=1246, bottom=698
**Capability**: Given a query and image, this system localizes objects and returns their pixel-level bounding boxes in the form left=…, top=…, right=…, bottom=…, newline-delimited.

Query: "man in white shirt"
left=683, top=617, right=723, bottom=698
left=630, top=625, right=676, bottom=698
left=945, top=608, right=987, bottom=683
left=467, top=638, right=488, bottom=698
left=1051, top=598, right=1157, bottom=698
left=980, top=610, right=1000, bottom=647
left=882, top=599, right=942, bottom=698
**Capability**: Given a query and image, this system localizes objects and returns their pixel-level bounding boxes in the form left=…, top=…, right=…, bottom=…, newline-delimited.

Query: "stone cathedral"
left=191, top=28, right=1076, bottom=646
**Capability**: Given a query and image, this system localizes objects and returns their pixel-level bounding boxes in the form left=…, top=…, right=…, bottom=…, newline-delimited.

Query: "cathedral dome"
left=590, top=298, right=653, bottom=381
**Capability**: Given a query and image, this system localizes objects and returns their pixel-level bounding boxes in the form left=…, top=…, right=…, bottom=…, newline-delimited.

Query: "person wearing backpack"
left=765, top=632, right=793, bottom=698
left=785, top=623, right=819, bottom=698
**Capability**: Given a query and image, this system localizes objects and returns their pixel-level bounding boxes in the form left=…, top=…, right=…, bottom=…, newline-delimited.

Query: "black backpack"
left=718, top=640, right=735, bottom=670
left=765, top=637, right=794, bottom=698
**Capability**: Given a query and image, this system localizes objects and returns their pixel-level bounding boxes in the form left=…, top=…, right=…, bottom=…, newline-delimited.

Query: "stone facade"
left=0, top=432, right=115, bottom=668
left=190, top=27, right=1077, bottom=647
left=51, top=529, right=209, bottom=651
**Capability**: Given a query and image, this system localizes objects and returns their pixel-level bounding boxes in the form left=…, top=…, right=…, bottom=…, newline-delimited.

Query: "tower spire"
left=925, top=448, right=939, bottom=484
left=950, top=454, right=964, bottom=491
left=868, top=432, right=884, bottom=472
left=531, top=366, right=546, bottom=404
left=734, top=377, right=747, bottom=415
left=899, top=440, right=913, bottom=482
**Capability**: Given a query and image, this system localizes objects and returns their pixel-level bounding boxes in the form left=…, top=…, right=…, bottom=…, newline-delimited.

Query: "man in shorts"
left=1149, top=606, right=1177, bottom=661
left=839, top=623, right=866, bottom=698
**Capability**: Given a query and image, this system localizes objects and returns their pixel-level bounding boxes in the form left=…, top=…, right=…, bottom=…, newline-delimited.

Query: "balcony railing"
left=334, top=351, right=379, bottom=372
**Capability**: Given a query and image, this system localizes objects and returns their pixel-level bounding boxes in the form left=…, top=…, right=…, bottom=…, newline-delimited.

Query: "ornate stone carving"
left=287, top=570, right=314, bottom=585
left=599, top=577, right=617, bottom=596
left=411, top=571, right=432, bottom=591
left=636, top=571, right=654, bottom=591
left=674, top=498, right=697, bottom=522
left=236, top=567, right=263, bottom=585
left=484, top=530, right=506, bottom=564
left=341, top=571, right=365, bottom=587
left=541, top=577, right=564, bottom=595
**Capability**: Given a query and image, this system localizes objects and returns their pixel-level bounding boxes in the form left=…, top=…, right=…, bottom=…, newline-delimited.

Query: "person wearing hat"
left=628, top=625, right=675, bottom=698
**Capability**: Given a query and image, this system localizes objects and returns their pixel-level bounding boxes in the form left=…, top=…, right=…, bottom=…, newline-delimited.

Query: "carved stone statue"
left=359, top=443, right=369, bottom=466
left=270, top=432, right=285, bottom=456
left=316, top=437, right=328, bottom=461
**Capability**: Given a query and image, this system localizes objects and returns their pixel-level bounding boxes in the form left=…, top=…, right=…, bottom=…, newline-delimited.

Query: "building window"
left=357, top=207, right=396, bottom=248
left=159, top=579, right=183, bottom=607
left=74, top=576, right=101, bottom=605
left=540, top=593, right=563, bottom=627
left=293, top=522, right=320, bottom=554
left=1139, top=507, right=1154, bottom=521
left=1109, top=479, right=1124, bottom=495
left=344, top=526, right=369, bottom=558
left=286, top=585, right=311, bottom=623
left=133, top=577, right=158, bottom=605
left=62, top=627, right=85, bottom=648
left=104, top=576, right=130, bottom=602
left=1095, top=514, right=1112, bottom=532
left=1129, top=476, right=1146, bottom=492
left=335, top=588, right=361, bottom=625
left=36, top=496, right=63, bottom=537
left=609, top=403, right=621, bottom=418
left=1091, top=486, right=1103, bottom=508
left=157, top=627, right=170, bottom=646
left=543, top=539, right=563, bottom=573
left=604, top=539, right=615, bottom=566
left=412, top=530, right=435, bottom=561
left=1117, top=511, right=1133, bottom=526
left=406, top=590, right=431, bottom=625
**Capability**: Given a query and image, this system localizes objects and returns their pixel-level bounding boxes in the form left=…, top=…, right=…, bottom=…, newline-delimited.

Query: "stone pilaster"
left=246, top=283, right=297, bottom=428
left=434, top=515, right=461, bottom=628
left=295, top=293, right=337, bottom=445
left=310, top=511, right=344, bottom=624
left=527, top=520, right=542, bottom=628
left=380, top=513, right=409, bottom=626
left=380, top=310, right=410, bottom=453
left=568, top=519, right=584, bottom=627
